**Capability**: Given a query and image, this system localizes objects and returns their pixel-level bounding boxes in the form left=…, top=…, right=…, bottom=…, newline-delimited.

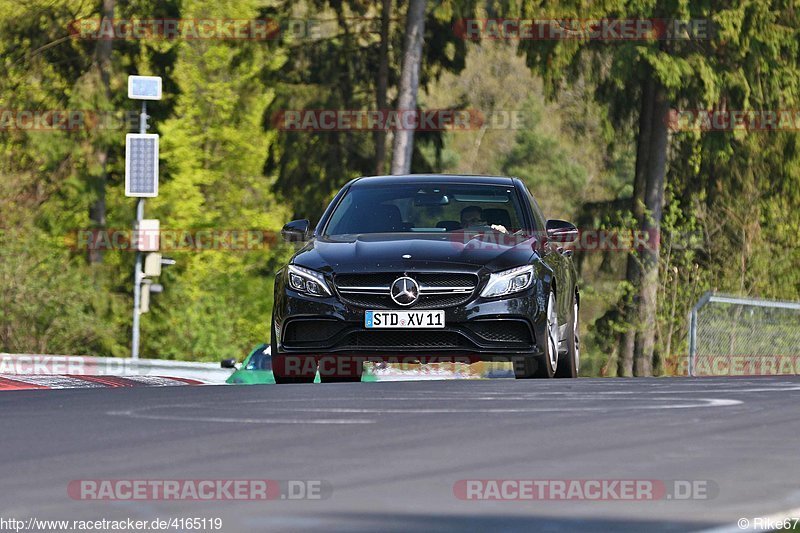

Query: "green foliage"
left=2, top=0, right=799, bottom=376
left=134, top=0, right=293, bottom=360
left=264, top=0, right=480, bottom=220
left=0, top=226, right=126, bottom=355
left=501, top=97, right=589, bottom=220
left=500, top=0, right=800, bottom=375
left=0, top=0, right=291, bottom=360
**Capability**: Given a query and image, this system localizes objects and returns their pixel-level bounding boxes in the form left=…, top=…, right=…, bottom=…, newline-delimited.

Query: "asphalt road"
left=2, top=377, right=800, bottom=532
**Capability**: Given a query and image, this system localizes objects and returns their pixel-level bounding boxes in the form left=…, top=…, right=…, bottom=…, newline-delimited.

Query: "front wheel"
left=515, top=290, right=558, bottom=379
left=555, top=293, right=579, bottom=378
left=273, top=355, right=317, bottom=384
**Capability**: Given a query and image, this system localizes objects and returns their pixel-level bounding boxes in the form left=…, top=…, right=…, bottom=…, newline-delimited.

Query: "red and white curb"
left=0, top=375, right=204, bottom=390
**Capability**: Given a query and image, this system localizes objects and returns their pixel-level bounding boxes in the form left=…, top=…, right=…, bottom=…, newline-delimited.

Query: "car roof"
left=350, top=174, right=516, bottom=187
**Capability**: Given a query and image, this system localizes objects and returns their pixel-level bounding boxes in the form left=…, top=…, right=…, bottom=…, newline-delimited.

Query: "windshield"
left=244, top=347, right=271, bottom=370
left=324, top=183, right=527, bottom=236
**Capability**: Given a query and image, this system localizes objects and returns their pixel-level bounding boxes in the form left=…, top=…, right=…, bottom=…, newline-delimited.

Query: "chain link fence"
left=688, top=292, right=800, bottom=376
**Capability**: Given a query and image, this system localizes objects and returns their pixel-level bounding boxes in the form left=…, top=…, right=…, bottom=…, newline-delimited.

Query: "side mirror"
left=220, top=358, right=238, bottom=369
left=281, top=219, right=311, bottom=242
left=546, top=219, right=579, bottom=243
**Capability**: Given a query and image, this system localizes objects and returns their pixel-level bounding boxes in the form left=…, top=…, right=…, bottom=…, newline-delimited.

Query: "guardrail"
left=1, top=352, right=517, bottom=384
left=688, top=292, right=800, bottom=377
left=0, top=353, right=232, bottom=383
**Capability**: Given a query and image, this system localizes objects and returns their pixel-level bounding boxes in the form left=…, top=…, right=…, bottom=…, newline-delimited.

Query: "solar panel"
left=125, top=134, right=159, bottom=197
left=127, top=75, right=162, bottom=100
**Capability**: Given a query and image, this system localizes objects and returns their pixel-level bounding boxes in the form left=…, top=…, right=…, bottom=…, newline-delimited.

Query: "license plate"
left=365, top=310, right=445, bottom=329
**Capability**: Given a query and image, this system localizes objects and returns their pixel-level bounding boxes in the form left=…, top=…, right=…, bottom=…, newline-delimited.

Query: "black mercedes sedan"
left=271, top=174, right=580, bottom=383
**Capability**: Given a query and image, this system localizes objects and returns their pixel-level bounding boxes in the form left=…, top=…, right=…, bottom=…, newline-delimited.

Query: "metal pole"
left=140, top=101, right=147, bottom=133
left=132, top=198, right=144, bottom=359
left=688, top=291, right=713, bottom=378
left=688, top=308, right=697, bottom=377
left=131, top=101, right=148, bottom=359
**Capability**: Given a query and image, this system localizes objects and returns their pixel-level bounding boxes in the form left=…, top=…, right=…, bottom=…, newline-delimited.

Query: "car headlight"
left=287, top=265, right=332, bottom=297
left=480, top=265, right=535, bottom=298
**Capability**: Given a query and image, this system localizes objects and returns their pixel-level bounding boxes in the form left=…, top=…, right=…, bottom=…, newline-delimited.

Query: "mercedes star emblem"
left=390, top=277, right=420, bottom=306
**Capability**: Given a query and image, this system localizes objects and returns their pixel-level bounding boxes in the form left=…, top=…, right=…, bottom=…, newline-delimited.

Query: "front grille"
left=335, top=272, right=478, bottom=309
left=342, top=330, right=469, bottom=349
left=415, top=273, right=476, bottom=288
left=337, top=293, right=473, bottom=310
left=279, top=320, right=534, bottom=353
left=468, top=320, right=533, bottom=345
left=335, top=273, right=396, bottom=288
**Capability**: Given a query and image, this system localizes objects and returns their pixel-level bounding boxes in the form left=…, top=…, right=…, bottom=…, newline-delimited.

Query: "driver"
left=460, top=206, right=507, bottom=233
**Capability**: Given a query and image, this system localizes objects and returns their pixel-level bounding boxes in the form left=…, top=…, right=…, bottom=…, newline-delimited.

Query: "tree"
left=390, top=0, right=426, bottom=175
left=507, top=0, right=800, bottom=375
left=265, top=0, right=479, bottom=218
left=373, top=0, right=392, bottom=175
left=87, top=0, right=114, bottom=264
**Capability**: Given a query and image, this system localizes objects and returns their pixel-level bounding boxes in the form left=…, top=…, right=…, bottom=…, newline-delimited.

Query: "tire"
left=515, top=289, right=558, bottom=379
left=271, top=319, right=316, bottom=384
left=555, top=293, right=579, bottom=378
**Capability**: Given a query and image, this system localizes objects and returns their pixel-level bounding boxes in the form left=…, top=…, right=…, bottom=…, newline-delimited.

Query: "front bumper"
left=273, top=286, right=548, bottom=360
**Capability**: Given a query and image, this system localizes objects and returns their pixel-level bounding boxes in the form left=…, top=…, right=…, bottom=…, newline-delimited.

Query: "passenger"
left=460, top=206, right=485, bottom=228
left=460, top=205, right=507, bottom=233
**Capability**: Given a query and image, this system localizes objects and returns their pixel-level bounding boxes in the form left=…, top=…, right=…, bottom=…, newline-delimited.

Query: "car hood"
left=291, top=232, right=538, bottom=274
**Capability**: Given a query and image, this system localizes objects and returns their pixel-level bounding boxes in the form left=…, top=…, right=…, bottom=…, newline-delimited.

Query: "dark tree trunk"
left=390, top=0, right=426, bottom=175
left=88, top=0, right=114, bottom=264
left=373, top=0, right=391, bottom=175
left=633, top=83, right=669, bottom=377
left=618, top=72, right=654, bottom=377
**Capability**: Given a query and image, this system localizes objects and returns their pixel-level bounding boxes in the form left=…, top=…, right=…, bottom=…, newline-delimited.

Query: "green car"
left=222, top=344, right=376, bottom=384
